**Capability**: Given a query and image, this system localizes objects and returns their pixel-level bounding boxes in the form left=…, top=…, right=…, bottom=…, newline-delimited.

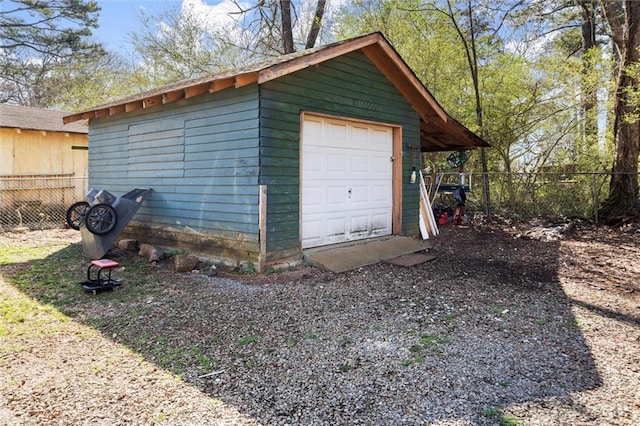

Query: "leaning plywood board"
left=419, top=197, right=429, bottom=239
left=419, top=171, right=439, bottom=237
left=420, top=188, right=437, bottom=237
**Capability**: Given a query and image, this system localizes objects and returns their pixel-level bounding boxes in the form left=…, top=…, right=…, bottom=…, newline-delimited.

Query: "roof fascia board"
left=361, top=43, right=449, bottom=123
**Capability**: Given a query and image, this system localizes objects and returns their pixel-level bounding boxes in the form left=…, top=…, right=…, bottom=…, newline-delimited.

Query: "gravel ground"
left=0, top=219, right=639, bottom=425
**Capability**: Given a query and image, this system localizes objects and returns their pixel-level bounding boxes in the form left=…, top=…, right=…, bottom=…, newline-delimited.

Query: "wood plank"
left=418, top=198, right=429, bottom=239
left=125, top=101, right=142, bottom=113
left=95, top=109, right=109, bottom=119
left=63, top=113, right=83, bottom=124
left=109, top=105, right=126, bottom=116
left=185, top=82, right=210, bottom=99
left=210, top=78, right=235, bottom=92
left=392, top=126, right=403, bottom=234
left=258, top=184, right=267, bottom=273
left=235, top=72, right=259, bottom=88
left=419, top=171, right=439, bottom=237
left=163, top=90, right=184, bottom=104
left=143, top=94, right=163, bottom=109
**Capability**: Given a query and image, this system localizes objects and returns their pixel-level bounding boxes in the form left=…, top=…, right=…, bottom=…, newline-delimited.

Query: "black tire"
left=66, top=201, right=90, bottom=230
left=85, top=204, right=117, bottom=235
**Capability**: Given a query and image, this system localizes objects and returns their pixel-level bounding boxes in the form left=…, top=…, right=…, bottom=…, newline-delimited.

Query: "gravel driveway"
left=0, top=221, right=639, bottom=425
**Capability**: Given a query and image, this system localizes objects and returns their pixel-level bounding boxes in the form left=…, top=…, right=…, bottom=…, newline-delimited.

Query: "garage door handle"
left=348, top=188, right=352, bottom=198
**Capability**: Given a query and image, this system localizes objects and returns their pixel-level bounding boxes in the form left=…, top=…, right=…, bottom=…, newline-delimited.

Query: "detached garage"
left=64, top=32, right=488, bottom=270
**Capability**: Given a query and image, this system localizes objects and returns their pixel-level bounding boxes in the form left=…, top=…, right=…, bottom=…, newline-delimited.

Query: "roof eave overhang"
left=62, top=32, right=490, bottom=151
left=63, top=72, right=260, bottom=125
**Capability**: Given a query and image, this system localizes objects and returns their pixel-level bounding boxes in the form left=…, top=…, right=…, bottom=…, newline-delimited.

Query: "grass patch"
left=482, top=407, right=500, bottom=417
left=237, top=335, right=261, bottom=347
left=499, top=414, right=524, bottom=426
left=0, top=293, right=69, bottom=337
left=402, top=332, right=451, bottom=366
left=482, top=408, right=524, bottom=426
left=189, top=345, right=217, bottom=371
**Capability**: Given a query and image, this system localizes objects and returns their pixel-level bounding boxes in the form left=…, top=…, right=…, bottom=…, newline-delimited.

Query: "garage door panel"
left=327, top=186, right=348, bottom=206
left=371, top=184, right=391, bottom=202
left=303, top=150, right=324, bottom=174
left=372, top=156, right=390, bottom=174
left=327, top=154, right=348, bottom=173
left=327, top=217, right=347, bottom=237
left=349, top=214, right=369, bottom=234
left=303, top=187, right=324, bottom=209
left=371, top=212, right=391, bottom=230
left=302, top=116, right=393, bottom=248
left=372, top=128, right=390, bottom=142
left=304, top=219, right=322, bottom=241
left=326, top=127, right=348, bottom=148
left=350, top=185, right=370, bottom=204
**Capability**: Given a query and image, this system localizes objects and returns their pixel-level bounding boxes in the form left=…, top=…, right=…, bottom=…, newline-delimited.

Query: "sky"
left=92, top=0, right=238, bottom=53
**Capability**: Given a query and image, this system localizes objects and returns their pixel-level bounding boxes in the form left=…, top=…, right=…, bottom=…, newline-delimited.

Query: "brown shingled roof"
left=0, top=104, right=87, bottom=134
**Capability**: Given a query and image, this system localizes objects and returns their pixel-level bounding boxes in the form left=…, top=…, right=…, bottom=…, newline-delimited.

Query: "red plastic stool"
left=82, top=259, right=121, bottom=292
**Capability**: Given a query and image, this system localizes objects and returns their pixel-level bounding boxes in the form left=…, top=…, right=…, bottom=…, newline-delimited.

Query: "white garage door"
left=301, top=115, right=393, bottom=248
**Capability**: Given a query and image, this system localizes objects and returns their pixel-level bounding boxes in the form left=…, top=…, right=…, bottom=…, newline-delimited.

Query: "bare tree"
left=280, top=0, right=295, bottom=53
left=231, top=0, right=328, bottom=55
left=306, top=0, right=327, bottom=48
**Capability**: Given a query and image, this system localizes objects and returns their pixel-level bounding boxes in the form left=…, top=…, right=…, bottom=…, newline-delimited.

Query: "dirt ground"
left=0, top=217, right=639, bottom=425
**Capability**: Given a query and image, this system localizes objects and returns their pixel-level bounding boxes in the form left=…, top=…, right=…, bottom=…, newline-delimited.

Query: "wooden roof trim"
left=210, top=78, right=235, bottom=92
left=125, top=101, right=142, bottom=113
left=109, top=105, right=125, bottom=116
left=185, top=82, right=210, bottom=99
left=143, top=94, right=163, bottom=109
left=162, top=90, right=183, bottom=104
left=423, top=117, right=477, bottom=149
left=361, top=43, right=448, bottom=123
left=95, top=109, right=109, bottom=119
left=234, top=72, right=259, bottom=88
left=60, top=32, right=488, bottom=151
left=63, top=113, right=83, bottom=124
left=257, top=33, right=382, bottom=84
left=441, top=118, right=487, bottom=148
left=420, top=128, right=450, bottom=150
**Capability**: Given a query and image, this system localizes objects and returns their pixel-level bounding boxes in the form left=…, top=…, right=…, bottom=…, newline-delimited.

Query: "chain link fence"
left=429, top=172, right=637, bottom=221
left=0, top=175, right=88, bottom=231
left=0, top=172, right=636, bottom=231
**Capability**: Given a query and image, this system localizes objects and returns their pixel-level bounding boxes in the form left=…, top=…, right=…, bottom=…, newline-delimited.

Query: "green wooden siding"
left=260, top=51, right=421, bottom=260
left=88, top=86, right=261, bottom=254
left=86, top=50, right=422, bottom=264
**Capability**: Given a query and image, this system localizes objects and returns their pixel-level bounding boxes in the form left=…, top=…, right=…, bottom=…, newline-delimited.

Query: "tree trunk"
left=580, top=0, right=598, bottom=149
left=305, top=0, right=326, bottom=49
left=280, top=0, right=294, bottom=53
left=598, top=0, right=640, bottom=220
